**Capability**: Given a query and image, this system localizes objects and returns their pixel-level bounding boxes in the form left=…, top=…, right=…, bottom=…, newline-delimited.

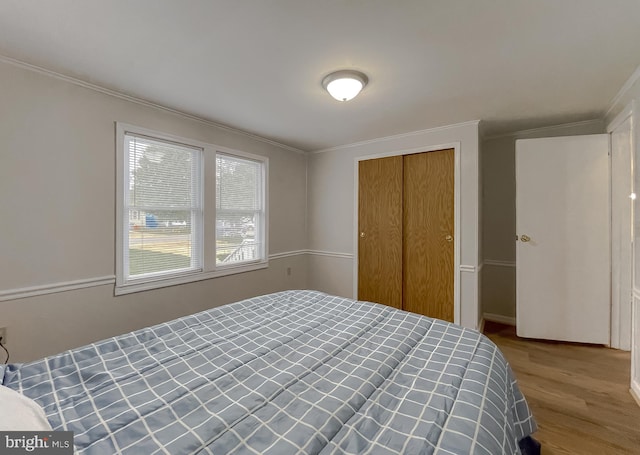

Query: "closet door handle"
left=360, top=232, right=366, bottom=238
left=445, top=235, right=453, bottom=242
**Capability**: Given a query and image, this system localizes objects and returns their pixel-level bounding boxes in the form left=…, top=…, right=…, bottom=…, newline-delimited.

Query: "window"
left=116, top=124, right=268, bottom=294
left=216, top=153, right=265, bottom=266
left=124, top=133, right=203, bottom=279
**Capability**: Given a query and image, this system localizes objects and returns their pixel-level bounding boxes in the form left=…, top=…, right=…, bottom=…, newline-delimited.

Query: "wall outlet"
left=0, top=327, right=6, bottom=345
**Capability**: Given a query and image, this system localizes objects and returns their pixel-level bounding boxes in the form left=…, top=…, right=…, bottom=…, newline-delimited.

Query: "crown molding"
left=483, top=119, right=604, bottom=141
left=0, top=54, right=306, bottom=155
left=605, top=62, right=640, bottom=120
left=310, top=120, right=481, bottom=154
left=606, top=99, right=636, bottom=133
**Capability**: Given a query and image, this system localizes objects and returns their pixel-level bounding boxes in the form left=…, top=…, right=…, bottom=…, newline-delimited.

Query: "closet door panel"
left=358, top=156, right=403, bottom=309
left=403, top=149, right=455, bottom=321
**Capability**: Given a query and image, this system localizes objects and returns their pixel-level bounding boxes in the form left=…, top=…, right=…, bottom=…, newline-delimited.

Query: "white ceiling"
left=1, top=0, right=639, bottom=151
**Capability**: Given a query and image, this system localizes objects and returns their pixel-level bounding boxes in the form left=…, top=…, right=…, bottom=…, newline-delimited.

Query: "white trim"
left=268, top=250, right=308, bottom=260
left=0, top=250, right=313, bottom=301
left=115, top=122, right=270, bottom=294
left=114, top=262, right=269, bottom=296
left=477, top=318, right=486, bottom=334
left=483, top=312, right=517, bottom=326
left=311, top=121, right=480, bottom=154
left=116, top=122, right=126, bottom=287
left=609, top=107, right=634, bottom=351
left=483, top=119, right=603, bottom=141
left=307, top=250, right=353, bottom=259
left=632, top=381, right=640, bottom=408
left=352, top=142, right=462, bottom=325
left=635, top=291, right=639, bottom=392
left=0, top=54, right=305, bottom=155
left=483, top=259, right=516, bottom=268
left=605, top=62, right=640, bottom=120
left=607, top=100, right=636, bottom=133
left=0, top=276, right=116, bottom=302
left=272, top=249, right=354, bottom=260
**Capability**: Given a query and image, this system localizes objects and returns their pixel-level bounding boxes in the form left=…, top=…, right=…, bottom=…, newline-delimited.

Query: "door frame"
left=353, top=142, right=462, bottom=325
left=607, top=101, right=636, bottom=351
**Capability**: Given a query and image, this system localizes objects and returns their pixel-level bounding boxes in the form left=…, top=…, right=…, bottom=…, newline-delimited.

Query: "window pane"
left=216, top=154, right=263, bottom=265
left=216, top=212, right=261, bottom=264
left=128, top=211, right=195, bottom=276
left=125, top=133, right=202, bottom=279
left=129, top=136, right=198, bottom=209
left=217, top=155, right=261, bottom=210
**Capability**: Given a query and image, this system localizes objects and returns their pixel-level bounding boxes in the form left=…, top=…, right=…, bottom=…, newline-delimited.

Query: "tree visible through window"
left=124, top=133, right=202, bottom=279
left=116, top=124, right=268, bottom=293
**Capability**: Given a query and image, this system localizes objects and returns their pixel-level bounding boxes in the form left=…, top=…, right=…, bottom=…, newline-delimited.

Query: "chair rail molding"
left=0, top=276, right=116, bottom=302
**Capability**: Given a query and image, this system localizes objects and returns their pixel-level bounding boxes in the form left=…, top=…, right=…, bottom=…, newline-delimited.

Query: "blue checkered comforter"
left=2, top=290, right=536, bottom=454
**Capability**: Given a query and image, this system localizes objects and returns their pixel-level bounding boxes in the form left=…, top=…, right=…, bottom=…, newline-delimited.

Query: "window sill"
left=114, top=260, right=268, bottom=296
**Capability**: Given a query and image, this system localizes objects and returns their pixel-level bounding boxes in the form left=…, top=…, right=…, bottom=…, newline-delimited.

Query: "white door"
left=516, top=135, right=610, bottom=344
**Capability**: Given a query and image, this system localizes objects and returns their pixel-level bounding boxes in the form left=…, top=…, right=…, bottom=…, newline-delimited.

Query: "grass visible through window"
left=128, top=236, right=244, bottom=276
left=128, top=249, right=190, bottom=276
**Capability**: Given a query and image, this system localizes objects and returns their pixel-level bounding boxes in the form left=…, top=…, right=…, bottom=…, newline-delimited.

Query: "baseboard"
left=477, top=318, right=486, bottom=334
left=483, top=312, right=517, bottom=326
left=632, top=380, right=640, bottom=408
left=483, top=259, right=516, bottom=268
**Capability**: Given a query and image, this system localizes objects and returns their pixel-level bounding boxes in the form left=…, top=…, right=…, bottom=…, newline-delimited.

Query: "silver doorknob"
left=445, top=235, right=453, bottom=242
left=520, top=234, right=531, bottom=242
left=360, top=232, right=366, bottom=238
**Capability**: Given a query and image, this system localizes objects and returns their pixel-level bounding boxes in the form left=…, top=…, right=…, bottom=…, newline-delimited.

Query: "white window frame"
left=115, top=123, right=269, bottom=295
left=214, top=151, right=267, bottom=270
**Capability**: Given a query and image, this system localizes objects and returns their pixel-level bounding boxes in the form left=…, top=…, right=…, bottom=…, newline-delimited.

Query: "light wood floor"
left=484, top=322, right=640, bottom=455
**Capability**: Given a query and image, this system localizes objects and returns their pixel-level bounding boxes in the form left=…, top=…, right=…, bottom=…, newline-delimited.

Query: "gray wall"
left=0, top=53, right=625, bottom=363
left=0, top=60, right=308, bottom=362
left=481, top=120, right=605, bottom=322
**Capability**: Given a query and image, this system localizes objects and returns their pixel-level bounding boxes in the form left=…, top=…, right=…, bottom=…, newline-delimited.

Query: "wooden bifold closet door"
left=358, top=156, right=404, bottom=309
left=358, top=149, right=454, bottom=321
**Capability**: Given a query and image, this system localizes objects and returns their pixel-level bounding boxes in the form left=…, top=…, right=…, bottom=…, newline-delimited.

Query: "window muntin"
left=116, top=124, right=268, bottom=294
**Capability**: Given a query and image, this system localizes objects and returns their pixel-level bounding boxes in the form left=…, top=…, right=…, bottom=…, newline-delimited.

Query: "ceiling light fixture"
left=322, top=70, right=368, bottom=102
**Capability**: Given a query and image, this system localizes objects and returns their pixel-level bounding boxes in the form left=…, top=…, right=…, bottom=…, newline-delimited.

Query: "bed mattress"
left=2, top=290, right=536, bottom=454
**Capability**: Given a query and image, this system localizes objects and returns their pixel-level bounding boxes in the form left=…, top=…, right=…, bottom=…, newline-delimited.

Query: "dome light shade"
left=322, top=70, right=368, bottom=101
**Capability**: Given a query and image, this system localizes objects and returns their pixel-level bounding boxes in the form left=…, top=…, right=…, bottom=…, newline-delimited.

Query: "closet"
left=357, top=149, right=455, bottom=321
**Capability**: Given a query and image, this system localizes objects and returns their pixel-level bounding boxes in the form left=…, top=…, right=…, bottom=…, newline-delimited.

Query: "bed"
left=2, top=290, right=538, bottom=454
